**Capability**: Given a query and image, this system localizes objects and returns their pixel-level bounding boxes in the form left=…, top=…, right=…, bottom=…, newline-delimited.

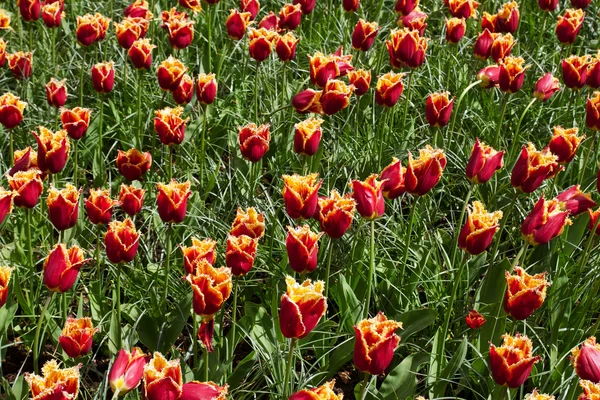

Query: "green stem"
left=137, top=69, right=143, bottom=148
left=79, top=49, right=86, bottom=106
left=26, top=208, right=33, bottom=271
left=62, top=293, right=68, bottom=326
left=324, top=238, right=334, bottom=299
left=359, top=374, right=371, bottom=400
left=73, top=141, right=78, bottom=187
left=206, top=6, right=212, bottom=71
left=450, top=186, right=474, bottom=270
left=509, top=97, right=537, bottom=160
left=229, top=277, right=239, bottom=373
left=193, top=315, right=199, bottom=370
left=282, top=338, right=297, bottom=399
left=579, top=131, right=596, bottom=183
left=203, top=346, right=209, bottom=382
left=494, top=95, right=509, bottom=148
left=254, top=63, right=260, bottom=121
left=163, top=226, right=172, bottom=311
left=168, top=146, right=173, bottom=181
left=115, top=262, right=122, bottom=350
left=449, top=80, right=482, bottom=135
left=400, top=197, right=420, bottom=282
left=363, top=220, right=376, bottom=319
left=199, top=105, right=208, bottom=189
left=98, top=94, right=104, bottom=158
left=51, top=29, right=56, bottom=73
left=8, top=129, right=13, bottom=170
left=400, top=72, right=414, bottom=136
left=33, top=293, right=55, bottom=373
left=490, top=191, right=519, bottom=266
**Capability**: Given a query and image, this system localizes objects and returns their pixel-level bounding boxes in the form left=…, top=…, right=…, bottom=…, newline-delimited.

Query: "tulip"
left=7, top=51, right=33, bottom=79
left=332, top=46, right=355, bottom=76
left=163, top=16, right=195, bottom=49
left=91, top=61, right=115, bottom=93
left=47, top=184, right=79, bottom=231
left=276, top=32, right=300, bottom=62
left=352, top=19, right=379, bottom=51
left=0, top=10, right=10, bottom=30
left=86, top=188, right=117, bottom=225
left=34, top=127, right=70, bottom=174
left=76, top=13, right=111, bottom=46
left=466, top=138, right=505, bottom=184
left=425, top=91, right=454, bottom=127
left=399, top=11, right=427, bottom=36
left=290, top=381, right=342, bottom=400
left=240, top=0, right=260, bottom=18
left=114, top=18, right=144, bottom=49
left=496, top=1, right=519, bottom=33
left=504, top=266, right=550, bottom=319
left=226, top=9, right=252, bottom=40
left=294, top=117, right=323, bottom=156
left=511, top=143, right=559, bottom=193
left=556, top=185, right=597, bottom=215
left=522, top=196, right=571, bottom=245
left=41, top=1, right=64, bottom=28
left=556, top=8, right=584, bottom=44
left=394, top=0, right=419, bottom=15
left=458, top=201, right=503, bottom=255
left=465, top=309, right=486, bottom=329
left=292, top=89, right=323, bottom=114
left=321, top=80, right=354, bottom=115
left=380, top=157, right=406, bottom=199
left=490, top=33, right=515, bottom=62
left=248, top=27, right=278, bottom=62
left=286, top=225, right=323, bottom=274
left=172, top=74, right=194, bottom=105
left=317, top=190, right=356, bottom=239
left=58, top=317, right=96, bottom=358
left=0, top=92, right=27, bottom=129
left=157, top=56, right=187, bottom=91
left=45, top=78, right=68, bottom=108
left=105, top=218, right=139, bottom=263
left=587, top=53, right=600, bottom=89
left=279, top=276, right=326, bottom=338
left=124, top=0, right=151, bottom=19
left=128, top=38, right=155, bottom=69
left=446, top=17, right=466, bottom=43
left=0, top=188, right=15, bottom=225
left=60, top=107, right=91, bottom=140
left=348, top=69, right=371, bottom=96
left=473, top=29, right=497, bottom=60
left=142, top=352, right=183, bottom=400
left=481, top=11, right=497, bottom=32
left=230, top=207, right=265, bottom=238
left=258, top=12, right=279, bottom=30
left=375, top=71, right=405, bottom=107
left=533, top=73, right=561, bottom=101
left=499, top=56, right=527, bottom=93
left=26, top=360, right=80, bottom=399
left=11, top=147, right=39, bottom=176
left=182, top=237, right=217, bottom=274
left=477, top=64, right=501, bottom=88
left=490, top=333, right=540, bottom=388
left=447, top=0, right=479, bottom=19
left=196, top=73, right=217, bottom=105
left=119, top=184, right=145, bottom=216
left=350, top=174, right=386, bottom=219
left=225, top=235, right=258, bottom=276
left=0, top=39, right=6, bottom=67
left=525, top=390, right=554, bottom=400
left=7, top=169, right=43, bottom=208
left=579, top=380, right=600, bottom=399
left=292, top=0, right=315, bottom=14
left=0, top=266, right=14, bottom=308
left=405, top=146, right=447, bottom=195
left=572, top=337, right=600, bottom=383
left=154, top=106, right=189, bottom=146
left=354, top=312, right=402, bottom=375
left=538, top=0, right=558, bottom=10
left=156, top=180, right=192, bottom=223
left=279, top=3, right=302, bottom=30
left=571, top=0, right=591, bottom=8
left=109, top=348, right=148, bottom=396
left=282, top=173, right=322, bottom=219
left=180, top=381, right=228, bottom=400
left=239, top=123, right=271, bottom=162
left=587, top=91, right=600, bottom=131
left=19, top=0, right=41, bottom=21
left=308, top=52, right=339, bottom=88
left=387, top=28, right=428, bottom=68
left=161, top=7, right=186, bottom=25
left=547, top=126, right=584, bottom=164
left=562, top=55, right=589, bottom=89
left=179, top=0, right=202, bottom=12
left=343, top=0, right=359, bottom=12
left=116, top=148, right=152, bottom=181
left=43, top=243, right=87, bottom=292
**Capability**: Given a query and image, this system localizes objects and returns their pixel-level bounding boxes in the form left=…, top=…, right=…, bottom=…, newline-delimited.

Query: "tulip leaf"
left=378, top=352, right=430, bottom=400
left=396, top=308, right=437, bottom=340
left=433, top=336, right=468, bottom=397
left=228, top=351, right=258, bottom=389
left=0, top=302, right=17, bottom=336
left=335, top=275, right=362, bottom=331
left=564, top=215, right=589, bottom=257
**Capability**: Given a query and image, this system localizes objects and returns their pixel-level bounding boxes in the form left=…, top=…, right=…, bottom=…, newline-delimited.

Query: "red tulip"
left=43, top=243, right=88, bottom=293
left=128, top=38, right=155, bottom=69
left=317, top=190, right=356, bottom=239
left=248, top=27, right=278, bottom=62
left=241, top=0, right=260, bottom=18
left=226, top=9, right=252, bottom=40
left=156, top=180, right=192, bottom=223
left=447, top=0, right=479, bottom=19
left=348, top=69, right=371, bottom=96
left=105, top=218, right=140, bottom=263
left=282, top=173, right=322, bottom=219
left=25, top=360, right=80, bottom=400
left=394, top=0, right=419, bottom=15
left=533, top=73, right=561, bottom=101
left=477, top=64, right=501, bottom=88
left=320, top=80, right=354, bottom=115
left=0, top=92, right=27, bottom=129
left=556, top=185, right=597, bottom=215
left=172, top=74, right=194, bottom=105
left=154, top=106, right=189, bottom=146
left=405, top=146, right=447, bottom=195
left=7, top=169, right=43, bottom=208
left=496, top=1, right=519, bottom=33
left=290, top=381, right=341, bottom=400
left=466, top=138, right=504, bottom=184
left=375, top=71, right=405, bottom=107
left=182, top=237, right=217, bottom=274
left=352, top=19, right=379, bottom=51
left=230, top=207, right=265, bottom=239
left=511, top=143, right=559, bottom=193
left=547, top=126, right=584, bottom=164
left=279, top=276, right=326, bottom=339
left=163, top=15, right=195, bottom=49
left=292, top=89, right=323, bottom=114
left=45, top=78, right=68, bottom=108
left=458, top=201, right=503, bottom=255
left=47, top=184, right=80, bottom=231
left=0, top=39, right=6, bottom=68
left=489, top=333, right=540, bottom=388
left=589, top=208, right=600, bottom=235
left=354, top=312, right=402, bottom=375
left=294, top=117, right=323, bottom=156
left=239, top=123, right=271, bottom=162
left=180, top=381, right=228, bottom=400
left=386, top=28, right=428, bottom=69
left=7, top=51, right=33, bottom=79
left=490, top=33, right=515, bottom=62
left=41, top=0, right=64, bottom=28
left=0, top=188, right=16, bottom=225
left=0, top=266, right=14, bottom=308
left=19, top=0, right=41, bottom=21
left=380, top=157, right=406, bottom=199
left=425, top=91, right=454, bottom=127
left=157, top=56, right=187, bottom=91
left=399, top=11, right=427, bottom=36
left=579, top=380, right=600, bottom=399
left=571, top=0, right=591, bottom=8
left=293, top=0, right=316, bottom=14
left=10, top=147, right=39, bottom=176
left=196, top=73, right=217, bottom=105
left=308, top=52, right=339, bottom=88
left=587, top=53, right=600, bottom=89
left=142, top=352, right=183, bottom=400
left=499, top=56, right=527, bottom=93
left=76, top=13, right=110, bottom=46
left=465, top=309, right=486, bottom=329
left=91, top=61, right=115, bottom=93
left=481, top=11, right=497, bottom=32
left=86, top=188, right=117, bottom=225
left=279, top=3, right=302, bottom=30
left=119, top=184, right=145, bottom=216
left=276, top=32, right=300, bottom=62
left=521, top=196, right=571, bottom=245
left=286, top=225, right=323, bottom=274
left=343, top=0, right=359, bottom=12
left=225, top=235, right=257, bottom=276
left=350, top=174, right=386, bottom=219
left=538, top=0, right=558, bottom=11
left=115, top=18, right=144, bottom=49
left=473, top=29, right=497, bottom=60
left=572, top=337, right=600, bottom=383
left=562, top=55, right=589, bottom=89
left=124, top=0, right=151, bottom=19
left=116, top=148, right=152, bottom=181
left=587, top=91, right=600, bottom=131
left=61, top=107, right=92, bottom=140
left=258, top=12, right=279, bottom=30
left=109, top=348, right=148, bottom=396
left=58, top=317, right=97, bottom=358
left=446, top=17, right=466, bottom=43
left=504, top=267, right=550, bottom=319
left=556, top=8, right=584, bottom=44
left=33, top=126, right=70, bottom=174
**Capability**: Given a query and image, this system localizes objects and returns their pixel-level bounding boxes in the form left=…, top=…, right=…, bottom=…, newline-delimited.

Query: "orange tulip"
left=447, top=0, right=479, bottom=19
left=142, top=352, right=183, bottom=400
left=26, top=360, right=80, bottom=400
left=511, top=143, right=559, bottom=193
left=105, top=218, right=140, bottom=264
left=321, top=79, right=354, bottom=115
left=225, top=235, right=258, bottom=276
left=294, top=117, right=323, bottom=156
left=33, top=126, right=70, bottom=174
left=458, top=201, right=502, bottom=255
left=179, top=0, right=202, bottom=12
left=248, top=27, right=278, bottom=62
left=425, top=91, right=454, bottom=127
left=76, top=13, right=111, bottom=46
left=128, top=38, right=155, bottom=69
left=504, top=266, right=550, bottom=320
left=276, top=32, right=299, bottom=62
left=0, top=266, right=14, bottom=308
left=289, top=380, right=343, bottom=400
left=375, top=71, right=405, bottom=107
left=0, top=9, right=11, bottom=30
left=162, top=14, right=195, bottom=49
left=547, top=126, right=584, bottom=164
left=579, top=380, right=600, bottom=399
left=196, top=73, right=217, bottom=105
left=490, top=33, right=515, bottom=62
left=118, top=184, right=145, bottom=216
left=499, top=55, right=528, bottom=93
left=489, top=333, right=540, bottom=388
left=481, top=11, right=497, bottom=32
left=348, top=69, right=371, bottom=96
left=317, top=190, right=355, bottom=239
left=563, top=55, right=589, bottom=89
left=405, top=146, right=447, bottom=195
left=182, top=237, right=217, bottom=274
left=86, top=188, right=117, bottom=225
left=525, top=390, right=554, bottom=400
left=58, top=317, right=97, bottom=358
left=60, top=107, right=92, bottom=140
left=116, top=148, right=152, bottom=181
left=11, top=147, right=38, bottom=175
left=114, top=17, right=144, bottom=49
left=354, top=312, right=402, bottom=375
left=230, top=207, right=265, bottom=238
left=380, top=157, right=406, bottom=199
left=7, top=51, right=33, bottom=79
left=465, top=309, right=486, bottom=329
left=154, top=106, right=189, bottom=146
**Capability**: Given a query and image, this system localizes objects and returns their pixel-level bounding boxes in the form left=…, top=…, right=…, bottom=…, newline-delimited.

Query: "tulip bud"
left=60, top=107, right=92, bottom=140
left=116, top=148, right=152, bottom=181
left=0, top=10, right=10, bottom=31
left=157, top=56, right=187, bottom=91
left=156, top=180, right=192, bottom=223
left=499, top=56, right=527, bottom=93
left=399, top=11, right=427, bottom=36
left=91, top=61, right=115, bottom=93
left=248, top=27, right=278, bottom=62
left=43, top=243, right=88, bottom=292
left=347, top=69, right=371, bottom=96
left=343, top=0, right=359, bottom=12
left=239, top=123, right=271, bottom=162
left=282, top=173, right=322, bottom=219
left=286, top=225, right=323, bottom=274
left=473, top=29, right=497, bottom=60
left=47, top=184, right=80, bottom=231
left=317, top=190, right=356, bottom=239
left=7, top=169, right=43, bottom=208
left=350, top=174, right=386, bottom=219
left=375, top=71, right=405, bottom=107
left=394, top=0, right=419, bottom=15
left=406, top=146, right=447, bottom=195
left=380, top=157, right=406, bottom=199
left=225, top=234, right=258, bottom=276
left=163, top=15, right=195, bottom=49
left=230, top=207, right=265, bottom=238
left=446, top=17, right=466, bottom=43
left=0, top=92, right=27, bottom=129
left=354, top=312, right=402, bottom=375
left=58, top=317, right=97, bottom=358
left=556, top=185, right=597, bottom=215
left=425, top=91, right=454, bottom=127
left=571, top=0, right=591, bottom=8
left=447, top=0, right=479, bottom=19
left=504, top=266, right=550, bottom=319
left=258, top=11, right=279, bottom=30
left=533, top=73, right=561, bottom=101
left=19, top=0, right=41, bottom=21
left=490, top=33, right=515, bottom=62
left=128, top=38, right=155, bottom=69
left=114, top=18, right=144, bottom=49
left=26, top=360, right=80, bottom=400
left=556, top=8, right=584, bottom=44
left=119, top=184, right=145, bottom=216
left=105, top=218, right=139, bottom=263
left=481, top=11, right=497, bottom=32
left=0, top=266, right=14, bottom=308
left=496, top=1, right=519, bottom=33
left=294, top=117, right=323, bottom=156
left=587, top=91, right=600, bottom=131
left=45, top=78, right=68, bottom=108
left=226, top=9, right=252, bottom=40
left=290, top=381, right=342, bottom=400
left=465, top=309, right=486, bottom=329
left=279, top=3, right=302, bottom=29
left=7, top=51, right=33, bottom=79
left=292, top=89, right=323, bottom=114
left=41, top=1, right=64, bottom=28
left=181, top=381, right=229, bottom=399
left=172, top=74, right=194, bottom=105
left=538, top=0, right=558, bottom=10
left=352, top=19, right=379, bottom=51
left=109, top=348, right=148, bottom=396
left=511, top=143, right=559, bottom=193
left=308, top=52, right=339, bottom=88
left=86, top=188, right=117, bottom=225
left=547, top=126, right=584, bottom=164
left=458, top=201, right=502, bottom=255
left=195, top=73, right=217, bottom=105
left=154, top=106, right=189, bottom=146
left=522, top=196, right=571, bottom=245
left=386, top=28, right=428, bottom=68
left=0, top=188, right=15, bottom=225
left=280, top=276, right=326, bottom=338
left=465, top=138, right=504, bottom=184
left=477, top=64, right=501, bottom=88
left=33, top=126, right=70, bottom=174
left=490, top=334, right=540, bottom=388
left=276, top=32, right=300, bottom=62
left=321, top=79, right=354, bottom=115
left=572, top=337, right=600, bottom=383
left=142, top=353, right=183, bottom=400
left=125, top=0, right=151, bottom=18
left=182, top=237, right=217, bottom=274
left=76, top=13, right=111, bottom=46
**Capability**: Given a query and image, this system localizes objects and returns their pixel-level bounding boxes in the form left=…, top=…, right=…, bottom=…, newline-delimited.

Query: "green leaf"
left=397, top=308, right=437, bottom=340
left=477, top=258, right=511, bottom=353
left=378, top=352, right=430, bottom=400
left=433, top=336, right=468, bottom=397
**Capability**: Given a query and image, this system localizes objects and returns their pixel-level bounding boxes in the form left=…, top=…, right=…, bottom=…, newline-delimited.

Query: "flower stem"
left=26, top=208, right=33, bottom=272
left=400, top=197, right=420, bottom=283
left=324, top=237, right=334, bottom=300
left=115, top=262, right=122, bottom=350
left=509, top=97, right=537, bottom=160
left=400, top=71, right=414, bottom=136
left=449, top=80, right=482, bottom=135
left=98, top=94, right=105, bottom=160
left=359, top=374, right=371, bottom=400
left=137, top=69, right=143, bottom=148
left=363, top=220, right=376, bottom=319
left=199, top=104, right=208, bottom=189
left=193, top=315, right=199, bottom=370
left=62, top=293, right=68, bottom=326
left=254, top=63, right=260, bottom=121
left=450, top=185, right=473, bottom=270
left=490, top=190, right=519, bottom=266
left=282, top=338, right=297, bottom=398
left=229, top=277, right=239, bottom=373
left=33, top=293, right=55, bottom=373
left=8, top=129, right=12, bottom=169
left=203, top=345, right=209, bottom=382
left=579, top=131, right=596, bottom=183
left=163, top=225, right=172, bottom=311
left=79, top=49, right=86, bottom=106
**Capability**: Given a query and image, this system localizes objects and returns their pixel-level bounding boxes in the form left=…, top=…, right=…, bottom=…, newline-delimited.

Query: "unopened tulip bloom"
left=0, top=188, right=15, bottom=225
left=114, top=18, right=144, bottom=49
left=109, top=348, right=148, bottom=396
left=290, top=381, right=342, bottom=400
left=394, top=0, right=419, bottom=15
left=280, top=276, right=326, bottom=338
left=571, top=0, right=591, bottom=8
left=0, top=266, right=13, bottom=308
left=279, top=3, right=302, bottom=29
left=182, top=237, right=217, bottom=274
left=539, top=0, right=558, bottom=10
left=572, top=337, right=600, bottom=383
left=47, top=184, right=79, bottom=231
left=375, top=71, right=405, bottom=107
left=58, top=317, right=96, bottom=358
left=511, top=143, right=559, bottom=193
left=76, top=13, right=111, bottom=46
left=156, top=180, right=192, bottom=223
left=91, top=61, right=115, bottom=93
left=348, top=69, right=371, bottom=96
left=157, top=56, right=187, bottom=91
left=286, top=225, right=323, bottom=274
left=477, top=64, right=501, bottom=88
left=354, top=312, right=402, bottom=375
left=556, top=8, right=584, bottom=44
left=119, top=184, right=145, bottom=216
left=0, top=92, right=27, bottom=129
left=490, top=33, right=515, bottom=62
left=380, top=157, right=406, bottom=199
left=317, top=190, right=356, bottom=239
left=343, top=0, right=359, bottom=12
left=45, top=78, right=67, bottom=108
left=458, top=201, right=502, bottom=255
left=154, top=106, right=189, bottom=146
left=86, top=188, right=117, bottom=225
left=387, top=28, right=428, bottom=68
left=490, top=334, right=540, bottom=388
left=548, top=126, right=584, bottom=164
left=172, top=74, right=194, bottom=105
left=230, top=207, right=265, bottom=238
left=587, top=91, right=600, bottom=131
left=226, top=9, right=252, bottom=40
left=7, top=169, right=43, bottom=208
left=142, top=353, right=183, bottom=400
left=294, top=117, right=323, bottom=156
left=293, top=0, right=315, bottom=14
left=19, top=0, right=41, bottom=21
left=276, top=32, right=300, bottom=62
left=447, top=0, right=479, bottom=19
left=499, top=56, right=527, bottom=93
left=26, top=360, right=80, bottom=400
left=504, top=267, right=550, bottom=319
left=481, top=11, right=497, bottom=32
left=258, top=11, right=279, bottom=30
left=522, top=196, right=571, bottom=245
left=248, top=27, right=278, bottom=62
left=128, top=38, right=155, bottom=69
left=33, top=126, right=70, bottom=174
left=320, top=80, right=354, bottom=115
left=473, top=29, right=498, bottom=60
left=163, top=16, right=195, bottom=49
left=196, top=73, right=217, bottom=105
left=239, top=123, right=271, bottom=162
left=41, top=1, right=64, bottom=28
left=533, top=73, right=561, bottom=101
left=308, top=52, right=339, bottom=88
left=7, top=51, right=32, bottom=79
left=180, top=381, right=228, bottom=399
left=105, top=219, right=139, bottom=263
left=116, top=148, right=152, bottom=181
left=406, top=146, right=447, bottom=195
left=446, top=17, right=466, bottom=43
left=43, top=243, right=87, bottom=292
left=562, top=55, right=589, bottom=89
left=60, top=107, right=91, bottom=140
left=466, top=139, right=504, bottom=184
left=350, top=174, right=386, bottom=219
left=282, top=173, right=322, bottom=219
left=465, top=309, right=486, bottom=329
left=556, top=185, right=596, bottom=215
left=226, top=235, right=258, bottom=276
left=425, top=91, right=454, bottom=127
left=496, top=1, right=519, bottom=33
left=352, top=19, right=379, bottom=51
left=292, top=89, right=323, bottom=114
left=587, top=52, right=600, bottom=89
